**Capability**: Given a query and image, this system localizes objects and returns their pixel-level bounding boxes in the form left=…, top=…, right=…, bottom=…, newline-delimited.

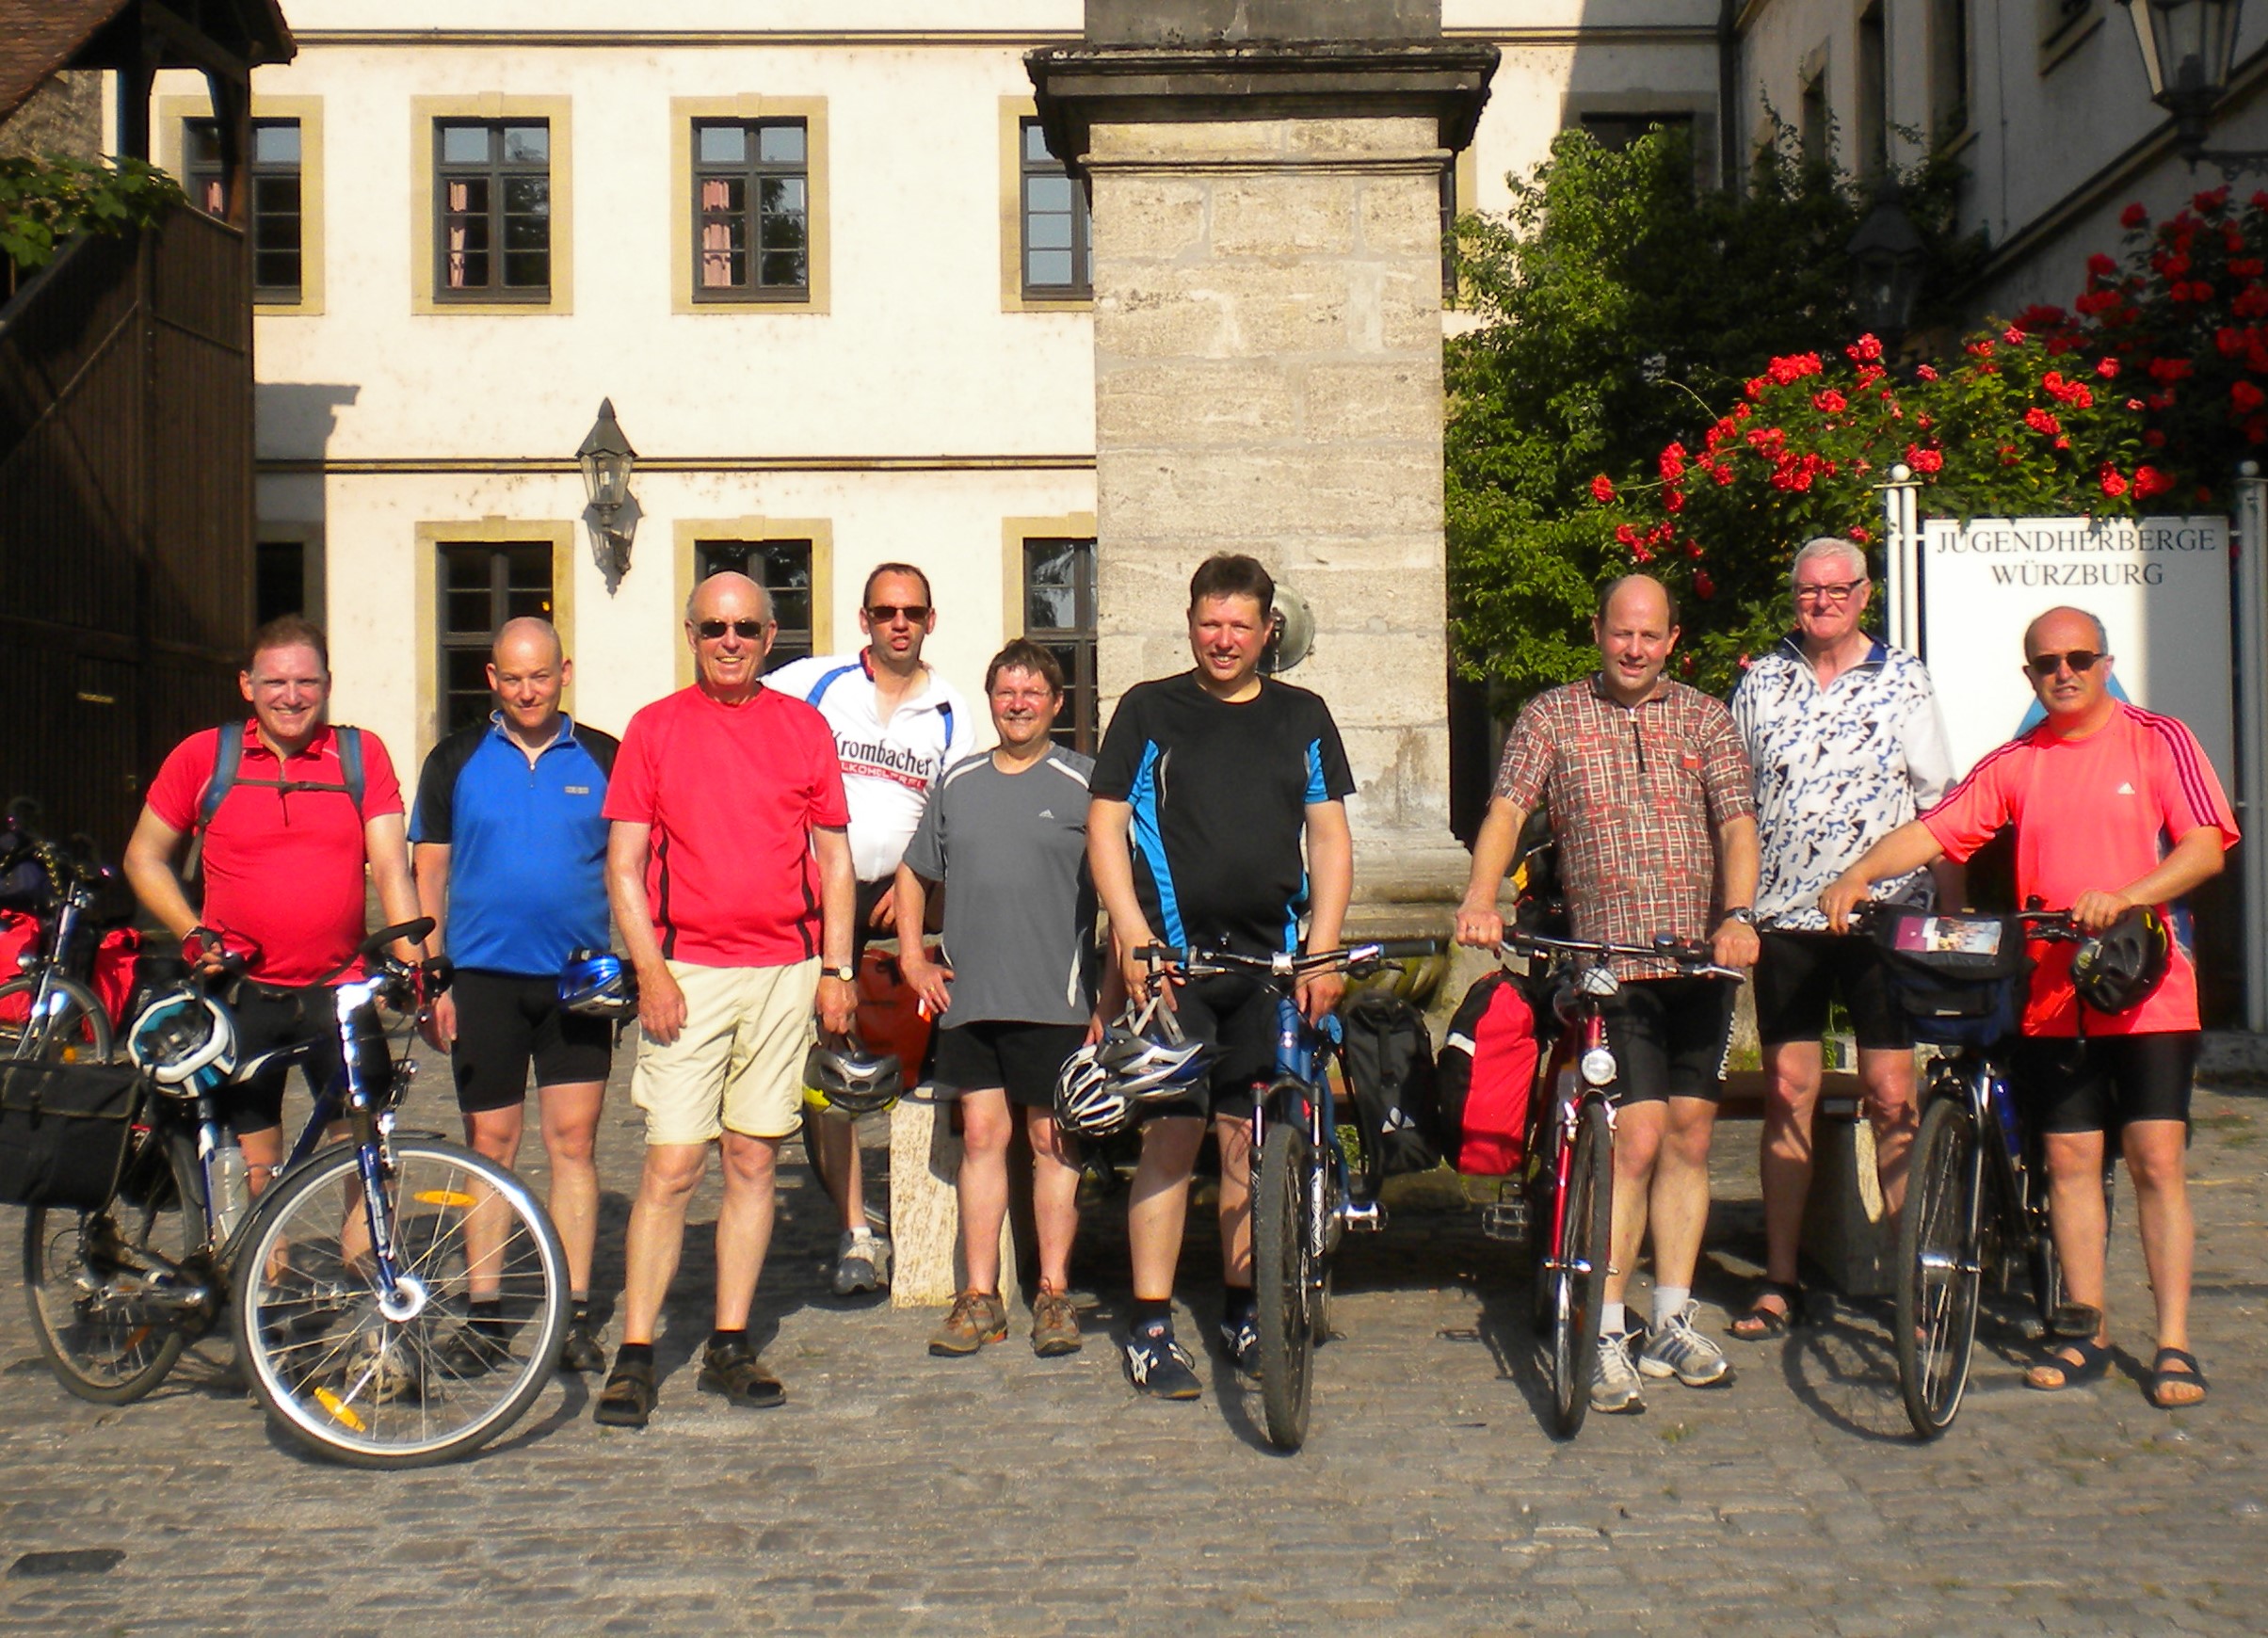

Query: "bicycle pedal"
left=1340, top=1200, right=1386, bottom=1233
left=1479, top=1200, right=1530, bottom=1242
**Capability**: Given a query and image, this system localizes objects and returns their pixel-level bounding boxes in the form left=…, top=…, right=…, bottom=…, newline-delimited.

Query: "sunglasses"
left=694, top=618, right=769, bottom=640
left=866, top=603, right=930, bottom=624
left=1793, top=578, right=1865, bottom=603
left=2025, top=649, right=2108, bottom=678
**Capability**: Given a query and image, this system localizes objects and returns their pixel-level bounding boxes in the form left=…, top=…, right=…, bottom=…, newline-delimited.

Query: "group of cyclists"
left=106, top=533, right=2230, bottom=1430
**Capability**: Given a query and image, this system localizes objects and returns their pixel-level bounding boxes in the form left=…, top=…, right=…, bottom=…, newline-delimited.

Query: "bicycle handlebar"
left=1498, top=931, right=1742, bottom=982
left=1134, top=937, right=1445, bottom=980
left=1845, top=900, right=2084, bottom=942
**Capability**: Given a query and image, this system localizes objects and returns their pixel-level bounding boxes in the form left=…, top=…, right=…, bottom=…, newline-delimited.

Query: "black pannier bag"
left=1340, top=991, right=1442, bottom=1182
left=1871, top=907, right=2035, bottom=1049
left=0, top=1060, right=147, bottom=1211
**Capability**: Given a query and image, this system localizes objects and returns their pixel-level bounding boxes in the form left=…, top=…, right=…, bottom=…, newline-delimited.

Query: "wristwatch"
left=822, top=965, right=857, bottom=983
left=1721, top=907, right=1758, bottom=927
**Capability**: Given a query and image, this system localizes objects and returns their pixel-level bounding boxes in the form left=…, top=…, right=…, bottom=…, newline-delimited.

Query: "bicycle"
left=0, top=799, right=119, bottom=1064
left=1872, top=904, right=2099, bottom=1439
left=1134, top=937, right=1443, bottom=1452
left=19, top=916, right=570, bottom=1467
left=1486, top=932, right=1744, bottom=1438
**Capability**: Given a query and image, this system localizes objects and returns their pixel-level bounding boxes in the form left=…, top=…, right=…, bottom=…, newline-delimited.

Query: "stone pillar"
left=1031, top=5, right=1496, bottom=932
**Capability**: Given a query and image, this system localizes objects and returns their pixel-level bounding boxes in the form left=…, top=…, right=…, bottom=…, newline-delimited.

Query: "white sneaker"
left=1638, top=1301, right=1733, bottom=1387
left=1591, top=1328, right=1646, bottom=1413
left=831, top=1228, right=893, bottom=1296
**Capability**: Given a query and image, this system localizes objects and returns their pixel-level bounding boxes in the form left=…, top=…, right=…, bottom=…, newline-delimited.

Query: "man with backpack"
left=765, top=563, right=974, bottom=1296
left=123, top=615, right=424, bottom=1199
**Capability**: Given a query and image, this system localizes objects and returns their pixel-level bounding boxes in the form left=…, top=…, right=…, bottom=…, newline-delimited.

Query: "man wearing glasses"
left=1824, top=606, right=2236, bottom=1411
left=765, top=564, right=974, bottom=1295
left=594, top=573, right=857, bottom=1427
left=1726, top=538, right=1956, bottom=1342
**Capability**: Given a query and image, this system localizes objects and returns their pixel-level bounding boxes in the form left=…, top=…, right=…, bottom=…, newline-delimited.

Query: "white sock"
left=1601, top=1301, right=1627, bottom=1339
left=1652, top=1286, right=1691, bottom=1329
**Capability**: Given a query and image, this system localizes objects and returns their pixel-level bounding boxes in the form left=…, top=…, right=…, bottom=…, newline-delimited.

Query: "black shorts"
left=1139, top=972, right=1279, bottom=1123
left=225, top=979, right=393, bottom=1139
left=1599, top=976, right=1736, bottom=1106
left=450, top=970, right=615, bottom=1115
left=2010, top=1032, right=2198, bottom=1134
left=1752, top=929, right=1912, bottom=1052
left=933, top=1020, right=1087, bottom=1110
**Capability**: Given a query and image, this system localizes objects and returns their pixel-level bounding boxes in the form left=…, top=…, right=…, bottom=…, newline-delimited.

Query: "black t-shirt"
left=1089, top=671, right=1355, bottom=956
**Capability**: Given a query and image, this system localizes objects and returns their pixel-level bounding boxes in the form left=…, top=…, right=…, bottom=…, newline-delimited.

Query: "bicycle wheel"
left=1544, top=1099, right=1613, bottom=1439
left=1253, top=1119, right=1315, bottom=1451
left=21, top=1130, right=200, bottom=1403
left=232, top=1137, right=568, bottom=1469
left=1896, top=1095, right=1987, bottom=1438
left=0, top=974, right=112, bottom=1064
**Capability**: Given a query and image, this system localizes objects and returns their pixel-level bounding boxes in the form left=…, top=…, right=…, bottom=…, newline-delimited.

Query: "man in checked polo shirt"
left=1455, top=574, right=1761, bottom=1415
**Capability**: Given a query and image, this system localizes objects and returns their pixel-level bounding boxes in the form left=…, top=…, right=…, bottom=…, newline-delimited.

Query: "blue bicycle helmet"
left=558, top=948, right=637, bottom=1019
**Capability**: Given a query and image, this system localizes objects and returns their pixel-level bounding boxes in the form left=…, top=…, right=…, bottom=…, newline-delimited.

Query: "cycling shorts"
left=449, top=969, right=614, bottom=1115
left=1752, top=930, right=1911, bottom=1052
left=1137, top=972, right=1278, bottom=1124
left=1598, top=975, right=1736, bottom=1106
left=933, top=1020, right=1087, bottom=1111
left=2010, top=1032, right=2198, bottom=1134
left=225, top=978, right=393, bottom=1138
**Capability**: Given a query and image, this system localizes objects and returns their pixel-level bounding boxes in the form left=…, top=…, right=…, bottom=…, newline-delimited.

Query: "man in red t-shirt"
left=591, top=571, right=857, bottom=1430
left=1824, top=606, right=2236, bottom=1411
left=123, top=616, right=423, bottom=1193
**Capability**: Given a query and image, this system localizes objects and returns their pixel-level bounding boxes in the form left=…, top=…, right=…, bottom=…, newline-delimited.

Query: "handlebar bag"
left=1871, top=908, right=2035, bottom=1049
left=1436, top=971, right=1540, bottom=1176
left=0, top=1060, right=147, bottom=1211
left=1341, top=991, right=1442, bottom=1183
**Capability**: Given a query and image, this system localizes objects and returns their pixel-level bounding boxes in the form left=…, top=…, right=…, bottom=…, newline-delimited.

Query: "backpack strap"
left=197, top=723, right=366, bottom=835
left=334, top=725, right=366, bottom=813
left=198, top=727, right=247, bottom=833
left=937, top=702, right=954, bottom=762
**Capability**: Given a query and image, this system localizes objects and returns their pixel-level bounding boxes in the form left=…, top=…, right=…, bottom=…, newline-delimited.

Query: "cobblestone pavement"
left=3, top=1046, right=2265, bottom=1636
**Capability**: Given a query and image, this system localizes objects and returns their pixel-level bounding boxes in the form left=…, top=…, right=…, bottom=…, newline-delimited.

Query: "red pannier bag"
left=90, top=926, right=143, bottom=1027
left=1434, top=970, right=1540, bottom=1176
left=0, top=911, right=37, bottom=1024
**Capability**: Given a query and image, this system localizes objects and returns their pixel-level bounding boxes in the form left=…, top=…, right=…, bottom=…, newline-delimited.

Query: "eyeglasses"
left=693, top=618, right=769, bottom=640
left=1793, top=578, right=1866, bottom=604
left=2026, top=649, right=2108, bottom=678
left=866, top=603, right=930, bottom=625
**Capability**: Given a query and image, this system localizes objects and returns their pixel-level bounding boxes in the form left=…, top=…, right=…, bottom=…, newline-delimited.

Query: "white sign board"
left=1916, top=515, right=2233, bottom=786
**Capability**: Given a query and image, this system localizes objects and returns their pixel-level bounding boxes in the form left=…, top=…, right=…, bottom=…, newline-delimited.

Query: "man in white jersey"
left=765, top=563, right=974, bottom=1293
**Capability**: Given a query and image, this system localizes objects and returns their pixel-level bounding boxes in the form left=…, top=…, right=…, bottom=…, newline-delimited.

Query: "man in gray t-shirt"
left=895, top=640, right=1101, bottom=1360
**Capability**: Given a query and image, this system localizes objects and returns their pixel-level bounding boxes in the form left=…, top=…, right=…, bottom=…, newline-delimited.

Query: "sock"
left=570, top=1295, right=590, bottom=1324
left=1132, top=1297, right=1173, bottom=1332
left=709, top=1327, right=747, bottom=1352
left=1601, top=1301, right=1627, bottom=1339
left=615, top=1341, right=653, bottom=1367
left=1223, top=1285, right=1256, bottom=1325
left=1652, top=1286, right=1691, bottom=1330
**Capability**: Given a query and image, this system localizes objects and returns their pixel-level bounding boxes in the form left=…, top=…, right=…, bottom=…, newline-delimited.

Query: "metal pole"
left=2234, top=465, right=2268, bottom=1032
left=1879, top=463, right=1921, bottom=653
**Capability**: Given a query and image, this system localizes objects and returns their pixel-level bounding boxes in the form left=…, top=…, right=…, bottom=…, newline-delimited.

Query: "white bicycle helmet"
left=127, top=992, right=236, bottom=1089
left=1053, top=1041, right=1134, bottom=1137
left=1096, top=998, right=1213, bottom=1103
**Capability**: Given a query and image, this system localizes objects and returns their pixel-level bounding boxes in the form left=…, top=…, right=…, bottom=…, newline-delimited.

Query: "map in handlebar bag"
left=1891, top=916, right=2004, bottom=957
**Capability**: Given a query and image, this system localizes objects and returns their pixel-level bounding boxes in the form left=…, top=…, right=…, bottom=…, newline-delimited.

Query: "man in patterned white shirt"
left=1727, top=537, right=1957, bottom=1341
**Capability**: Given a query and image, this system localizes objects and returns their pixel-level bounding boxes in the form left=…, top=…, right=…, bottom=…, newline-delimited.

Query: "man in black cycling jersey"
left=1088, top=554, right=1355, bottom=1401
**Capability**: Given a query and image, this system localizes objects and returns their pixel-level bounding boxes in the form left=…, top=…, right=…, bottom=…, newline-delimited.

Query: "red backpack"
left=1434, top=971, right=1541, bottom=1176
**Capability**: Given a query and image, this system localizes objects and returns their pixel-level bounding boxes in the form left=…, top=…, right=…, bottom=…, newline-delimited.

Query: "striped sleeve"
left=2136, top=709, right=2241, bottom=849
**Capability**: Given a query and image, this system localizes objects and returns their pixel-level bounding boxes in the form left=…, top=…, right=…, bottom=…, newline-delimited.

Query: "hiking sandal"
left=2147, top=1347, right=2208, bottom=1409
left=1728, top=1278, right=1805, bottom=1341
left=593, top=1357, right=657, bottom=1429
left=2024, top=1335, right=2114, bottom=1391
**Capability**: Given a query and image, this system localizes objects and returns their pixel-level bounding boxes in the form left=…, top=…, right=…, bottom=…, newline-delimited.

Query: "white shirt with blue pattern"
left=1731, top=635, right=1956, bottom=931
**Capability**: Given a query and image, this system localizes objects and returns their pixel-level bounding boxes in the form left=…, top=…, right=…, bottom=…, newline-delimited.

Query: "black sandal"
left=2147, top=1347, right=2209, bottom=1409
left=697, top=1340, right=785, bottom=1409
left=2024, top=1335, right=2114, bottom=1391
left=593, top=1357, right=657, bottom=1428
left=1728, top=1279, right=1805, bottom=1341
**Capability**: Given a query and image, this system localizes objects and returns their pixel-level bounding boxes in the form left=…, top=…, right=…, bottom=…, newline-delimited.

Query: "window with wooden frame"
left=1022, top=537, right=1098, bottom=753
left=185, top=117, right=302, bottom=300
left=1932, top=0, right=1973, bottom=139
left=693, top=539, right=813, bottom=668
left=692, top=119, right=810, bottom=301
left=434, top=120, right=552, bottom=301
left=1020, top=118, right=1091, bottom=299
left=438, top=543, right=555, bottom=734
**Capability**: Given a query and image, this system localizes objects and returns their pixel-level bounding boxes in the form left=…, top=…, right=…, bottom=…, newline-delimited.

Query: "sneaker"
left=1219, top=1310, right=1261, bottom=1378
left=435, top=1315, right=512, bottom=1379
left=1122, top=1323, right=1201, bottom=1401
left=1638, top=1302, right=1734, bottom=1388
left=1031, top=1289, right=1083, bottom=1357
left=831, top=1228, right=893, bottom=1296
left=558, top=1321, right=606, bottom=1376
left=1591, top=1328, right=1646, bottom=1413
left=928, top=1290, right=1009, bottom=1357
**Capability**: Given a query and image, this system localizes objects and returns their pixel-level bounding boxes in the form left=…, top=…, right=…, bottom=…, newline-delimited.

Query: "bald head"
left=1592, top=573, right=1680, bottom=704
left=487, top=618, right=570, bottom=742
left=1598, top=574, right=1677, bottom=630
left=2023, top=605, right=2110, bottom=654
left=492, top=616, right=563, bottom=670
left=686, top=571, right=774, bottom=625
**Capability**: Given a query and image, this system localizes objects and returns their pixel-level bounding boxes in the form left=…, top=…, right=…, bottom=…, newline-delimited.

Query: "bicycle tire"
left=0, top=973, right=112, bottom=1064
left=21, top=1129, right=200, bottom=1404
left=232, top=1137, right=568, bottom=1469
left=1896, top=1094, right=1987, bottom=1438
left=1253, top=1119, right=1315, bottom=1451
left=1545, top=1099, right=1613, bottom=1439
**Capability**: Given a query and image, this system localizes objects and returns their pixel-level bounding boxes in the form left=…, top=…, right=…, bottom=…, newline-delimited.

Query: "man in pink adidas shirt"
left=1824, top=606, right=2237, bottom=1412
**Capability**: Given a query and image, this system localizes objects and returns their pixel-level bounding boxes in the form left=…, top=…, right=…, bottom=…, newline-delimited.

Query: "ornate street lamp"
left=1845, top=181, right=1929, bottom=346
left=576, top=398, right=638, bottom=586
left=2117, top=0, right=2247, bottom=165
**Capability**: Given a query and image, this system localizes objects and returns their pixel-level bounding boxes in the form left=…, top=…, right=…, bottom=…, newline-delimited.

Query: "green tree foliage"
left=0, top=154, right=185, bottom=274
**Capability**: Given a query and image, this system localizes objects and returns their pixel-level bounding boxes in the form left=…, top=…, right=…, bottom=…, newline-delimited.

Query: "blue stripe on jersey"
left=1304, top=738, right=1327, bottom=804
left=803, top=662, right=864, bottom=708
left=1128, top=741, right=1185, bottom=946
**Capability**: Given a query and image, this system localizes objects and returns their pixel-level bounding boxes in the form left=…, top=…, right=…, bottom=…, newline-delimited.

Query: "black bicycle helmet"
left=558, top=948, right=638, bottom=1019
left=803, top=1036, right=904, bottom=1118
left=2070, top=905, right=2172, bottom=1016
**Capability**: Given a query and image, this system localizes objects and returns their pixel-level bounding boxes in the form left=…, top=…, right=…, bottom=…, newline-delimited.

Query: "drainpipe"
left=1719, top=0, right=1741, bottom=192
